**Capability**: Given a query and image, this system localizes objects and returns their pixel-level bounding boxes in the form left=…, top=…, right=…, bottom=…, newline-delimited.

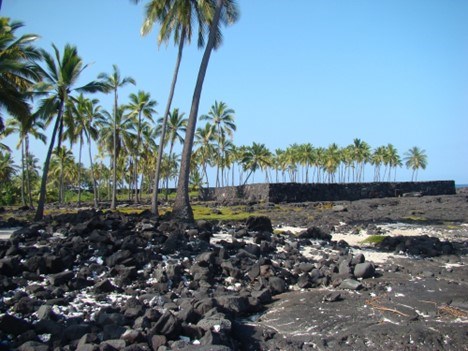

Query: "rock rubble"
left=0, top=210, right=381, bottom=350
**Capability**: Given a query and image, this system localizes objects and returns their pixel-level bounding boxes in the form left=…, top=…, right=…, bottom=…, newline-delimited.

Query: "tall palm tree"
left=0, top=18, right=41, bottom=132
left=194, top=122, right=216, bottom=187
left=159, top=108, right=187, bottom=160
left=98, top=64, right=136, bottom=209
left=200, top=100, right=236, bottom=139
left=33, top=44, right=103, bottom=220
left=133, top=0, right=217, bottom=216
left=157, top=108, right=186, bottom=196
left=65, top=94, right=104, bottom=207
left=324, top=143, right=341, bottom=183
left=200, top=100, right=236, bottom=186
left=296, top=143, right=314, bottom=183
left=97, top=106, right=136, bottom=202
left=341, top=145, right=354, bottom=183
left=351, top=138, right=371, bottom=182
left=385, top=144, right=401, bottom=181
left=138, top=124, right=159, bottom=196
left=272, top=148, right=286, bottom=183
left=173, top=0, right=239, bottom=221
left=4, top=115, right=46, bottom=207
left=215, top=132, right=234, bottom=187
left=404, top=146, right=427, bottom=181
left=49, top=146, right=75, bottom=202
left=371, top=146, right=387, bottom=182
left=126, top=90, right=157, bottom=203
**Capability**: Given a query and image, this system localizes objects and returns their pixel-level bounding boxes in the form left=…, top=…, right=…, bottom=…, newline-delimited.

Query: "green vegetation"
left=403, top=215, right=428, bottom=222
left=360, top=235, right=388, bottom=245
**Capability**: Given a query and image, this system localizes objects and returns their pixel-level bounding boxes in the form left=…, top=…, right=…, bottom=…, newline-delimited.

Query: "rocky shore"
left=0, top=190, right=467, bottom=350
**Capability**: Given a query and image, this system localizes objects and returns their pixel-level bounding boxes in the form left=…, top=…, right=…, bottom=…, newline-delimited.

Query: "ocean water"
left=456, top=184, right=468, bottom=188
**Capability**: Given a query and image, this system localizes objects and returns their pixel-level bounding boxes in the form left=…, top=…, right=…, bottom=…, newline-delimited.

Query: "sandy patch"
left=0, top=227, right=21, bottom=240
left=277, top=223, right=453, bottom=264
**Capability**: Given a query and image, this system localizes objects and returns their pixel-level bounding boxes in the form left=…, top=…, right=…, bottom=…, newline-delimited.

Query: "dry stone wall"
left=200, top=181, right=456, bottom=203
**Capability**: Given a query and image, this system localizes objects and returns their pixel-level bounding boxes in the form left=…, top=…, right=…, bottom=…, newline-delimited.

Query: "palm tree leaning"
left=98, top=65, right=135, bottom=210
left=33, top=44, right=103, bottom=220
left=404, top=146, right=428, bottom=181
left=173, top=0, right=239, bottom=221
left=0, top=17, right=41, bottom=132
left=133, top=0, right=214, bottom=216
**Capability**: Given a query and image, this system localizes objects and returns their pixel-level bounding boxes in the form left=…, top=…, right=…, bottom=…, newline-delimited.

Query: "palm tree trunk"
left=77, top=137, right=83, bottom=206
left=173, top=1, right=223, bottom=222
left=88, top=138, right=98, bottom=208
left=134, top=111, right=142, bottom=203
left=35, top=100, right=65, bottom=221
left=25, top=135, right=34, bottom=208
left=151, top=29, right=186, bottom=216
left=243, top=170, right=254, bottom=186
left=111, top=88, right=118, bottom=210
left=59, top=152, right=64, bottom=204
left=20, top=141, right=26, bottom=206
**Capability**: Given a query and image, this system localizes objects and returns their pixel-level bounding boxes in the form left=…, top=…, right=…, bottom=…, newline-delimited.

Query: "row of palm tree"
left=1, top=1, right=429, bottom=222
left=1, top=126, right=429, bottom=205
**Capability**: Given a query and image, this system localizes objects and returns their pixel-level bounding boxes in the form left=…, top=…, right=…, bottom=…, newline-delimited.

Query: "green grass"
left=403, top=216, right=428, bottom=222
left=1, top=201, right=264, bottom=224
left=360, top=235, right=388, bottom=245
left=192, top=205, right=262, bottom=221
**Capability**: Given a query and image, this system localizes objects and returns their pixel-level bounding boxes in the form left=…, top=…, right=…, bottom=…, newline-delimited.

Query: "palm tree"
left=157, top=108, right=186, bottom=196
left=296, top=143, right=314, bottom=183
left=97, top=106, right=136, bottom=202
left=404, top=146, right=427, bottom=181
left=98, top=64, right=136, bottom=210
left=272, top=148, right=286, bottom=183
left=385, top=144, right=401, bottom=181
left=0, top=151, right=19, bottom=205
left=215, top=132, right=234, bottom=186
left=341, top=145, right=354, bottom=183
left=0, top=18, right=41, bottom=132
left=371, top=146, right=387, bottom=182
left=49, top=146, right=75, bottom=202
left=173, top=0, right=239, bottom=221
left=351, top=138, right=371, bottom=182
left=0, top=151, right=17, bottom=182
left=65, top=94, right=104, bottom=207
left=126, top=90, right=157, bottom=203
left=200, top=100, right=236, bottom=139
left=4, top=115, right=46, bottom=207
left=133, top=0, right=218, bottom=216
left=138, top=125, right=159, bottom=196
left=33, top=44, right=103, bottom=220
left=324, top=143, right=341, bottom=183
left=200, top=100, right=236, bottom=186
left=194, top=122, right=216, bottom=187
left=241, top=142, right=272, bottom=185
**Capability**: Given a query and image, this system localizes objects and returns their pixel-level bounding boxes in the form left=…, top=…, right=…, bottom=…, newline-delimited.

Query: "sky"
left=2, top=0, right=468, bottom=184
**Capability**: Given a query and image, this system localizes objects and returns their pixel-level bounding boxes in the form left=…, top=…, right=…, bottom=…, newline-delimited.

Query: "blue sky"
left=2, top=0, right=468, bottom=184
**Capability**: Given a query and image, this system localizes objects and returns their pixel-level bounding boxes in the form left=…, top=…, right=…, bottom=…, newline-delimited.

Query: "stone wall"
left=200, top=181, right=456, bottom=203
